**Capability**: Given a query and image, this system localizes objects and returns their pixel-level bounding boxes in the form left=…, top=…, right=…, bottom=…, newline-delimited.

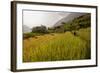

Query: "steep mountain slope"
left=54, top=13, right=85, bottom=27
left=49, top=13, right=91, bottom=33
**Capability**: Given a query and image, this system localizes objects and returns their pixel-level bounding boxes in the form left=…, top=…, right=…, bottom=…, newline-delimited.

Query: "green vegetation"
left=52, top=13, right=91, bottom=33
left=23, top=14, right=91, bottom=62
left=32, top=25, right=48, bottom=33
left=23, top=28, right=91, bottom=62
left=23, top=32, right=46, bottom=39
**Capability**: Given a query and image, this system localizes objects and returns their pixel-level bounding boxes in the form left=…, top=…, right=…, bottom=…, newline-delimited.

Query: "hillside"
left=51, top=13, right=91, bottom=33
left=54, top=13, right=85, bottom=27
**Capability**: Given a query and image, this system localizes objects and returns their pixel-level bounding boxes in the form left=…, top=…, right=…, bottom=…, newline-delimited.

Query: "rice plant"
left=23, top=28, right=91, bottom=62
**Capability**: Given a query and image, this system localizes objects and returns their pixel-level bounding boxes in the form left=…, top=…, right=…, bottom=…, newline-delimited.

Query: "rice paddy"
left=23, top=28, right=91, bottom=62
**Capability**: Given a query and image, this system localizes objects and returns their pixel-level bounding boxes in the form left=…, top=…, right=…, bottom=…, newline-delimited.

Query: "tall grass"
left=23, top=28, right=91, bottom=62
left=77, top=27, right=91, bottom=59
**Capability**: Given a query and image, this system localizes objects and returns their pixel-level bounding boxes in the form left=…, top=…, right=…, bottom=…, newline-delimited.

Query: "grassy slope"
left=23, top=27, right=91, bottom=62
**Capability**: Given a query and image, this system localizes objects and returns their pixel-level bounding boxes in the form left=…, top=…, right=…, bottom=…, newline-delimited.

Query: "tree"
left=32, top=25, right=48, bottom=33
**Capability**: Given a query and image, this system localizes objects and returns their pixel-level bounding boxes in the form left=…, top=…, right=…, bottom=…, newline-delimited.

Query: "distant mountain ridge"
left=23, top=25, right=32, bottom=33
left=23, top=13, right=86, bottom=33
left=54, top=13, right=85, bottom=27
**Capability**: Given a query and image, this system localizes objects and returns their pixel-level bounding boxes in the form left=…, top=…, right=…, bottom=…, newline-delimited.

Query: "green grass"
left=23, top=32, right=46, bottom=39
left=23, top=28, right=91, bottom=62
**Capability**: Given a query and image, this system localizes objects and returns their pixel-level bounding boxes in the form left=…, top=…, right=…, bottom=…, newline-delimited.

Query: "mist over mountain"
left=23, top=25, right=32, bottom=33
left=23, top=13, right=87, bottom=33
left=54, top=13, right=85, bottom=27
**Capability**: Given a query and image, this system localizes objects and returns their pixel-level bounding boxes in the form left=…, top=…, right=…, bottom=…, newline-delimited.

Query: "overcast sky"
left=23, top=10, right=71, bottom=28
